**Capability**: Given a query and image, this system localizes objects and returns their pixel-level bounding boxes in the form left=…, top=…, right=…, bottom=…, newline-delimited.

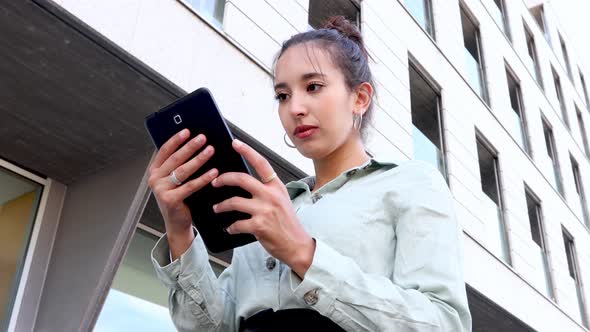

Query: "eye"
left=274, top=93, right=288, bottom=102
left=307, top=82, right=323, bottom=92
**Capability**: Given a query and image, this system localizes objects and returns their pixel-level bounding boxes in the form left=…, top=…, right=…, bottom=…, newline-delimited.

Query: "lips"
left=293, top=125, right=318, bottom=135
left=293, top=125, right=318, bottom=139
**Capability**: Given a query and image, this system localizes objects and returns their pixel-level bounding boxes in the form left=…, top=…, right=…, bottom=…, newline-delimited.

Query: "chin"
left=297, top=144, right=329, bottom=160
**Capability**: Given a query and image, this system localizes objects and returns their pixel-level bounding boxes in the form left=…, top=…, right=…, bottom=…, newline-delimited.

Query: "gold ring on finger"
left=261, top=172, right=277, bottom=184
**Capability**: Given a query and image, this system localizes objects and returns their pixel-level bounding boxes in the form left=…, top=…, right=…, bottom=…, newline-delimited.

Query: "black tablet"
left=145, top=87, right=257, bottom=253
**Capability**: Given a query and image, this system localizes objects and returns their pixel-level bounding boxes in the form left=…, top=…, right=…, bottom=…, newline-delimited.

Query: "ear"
left=353, top=82, right=373, bottom=115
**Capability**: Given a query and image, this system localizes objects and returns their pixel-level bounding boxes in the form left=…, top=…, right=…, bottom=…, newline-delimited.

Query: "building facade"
left=1, top=0, right=590, bottom=331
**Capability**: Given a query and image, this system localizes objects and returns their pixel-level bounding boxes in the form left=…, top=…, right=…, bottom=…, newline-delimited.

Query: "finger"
left=171, top=144, right=215, bottom=184
left=211, top=172, right=265, bottom=197
left=213, top=196, right=258, bottom=216
left=150, top=129, right=190, bottom=172
left=158, top=134, right=207, bottom=177
left=226, top=218, right=256, bottom=235
left=232, top=139, right=279, bottom=185
left=172, top=168, right=219, bottom=201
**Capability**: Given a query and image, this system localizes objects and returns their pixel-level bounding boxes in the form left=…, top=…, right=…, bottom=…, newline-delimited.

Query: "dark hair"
left=272, top=15, right=375, bottom=143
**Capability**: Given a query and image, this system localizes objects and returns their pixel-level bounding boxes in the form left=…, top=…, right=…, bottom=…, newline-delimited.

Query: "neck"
left=311, top=135, right=370, bottom=193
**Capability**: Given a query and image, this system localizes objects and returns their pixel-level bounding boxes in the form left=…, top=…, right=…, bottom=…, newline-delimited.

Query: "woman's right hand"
left=147, top=128, right=218, bottom=239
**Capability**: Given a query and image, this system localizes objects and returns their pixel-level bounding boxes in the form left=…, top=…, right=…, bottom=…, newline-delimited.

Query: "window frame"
left=570, top=155, right=590, bottom=227
left=492, top=0, right=511, bottom=41
left=523, top=21, right=544, bottom=90
left=530, top=4, right=551, bottom=46
left=562, top=227, right=589, bottom=327
left=552, top=66, right=570, bottom=129
left=524, top=184, right=555, bottom=300
left=408, top=58, right=448, bottom=181
left=460, top=4, right=489, bottom=105
left=541, top=116, right=565, bottom=196
left=558, top=33, right=574, bottom=82
left=505, top=62, right=531, bottom=155
left=308, top=0, right=361, bottom=30
left=579, top=68, right=590, bottom=109
left=576, top=105, right=590, bottom=157
left=475, top=131, right=512, bottom=265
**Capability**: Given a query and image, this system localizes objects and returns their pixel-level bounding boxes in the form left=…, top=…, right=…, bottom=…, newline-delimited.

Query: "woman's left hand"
left=211, top=139, right=316, bottom=278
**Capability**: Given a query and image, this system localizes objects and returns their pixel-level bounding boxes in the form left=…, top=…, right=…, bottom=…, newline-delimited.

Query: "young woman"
left=149, top=16, right=472, bottom=332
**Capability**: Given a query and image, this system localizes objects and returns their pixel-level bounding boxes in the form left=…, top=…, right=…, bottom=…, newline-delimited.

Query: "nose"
left=286, top=93, right=308, bottom=118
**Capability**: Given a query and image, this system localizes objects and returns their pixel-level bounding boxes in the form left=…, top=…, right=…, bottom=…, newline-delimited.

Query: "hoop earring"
left=353, top=113, right=363, bottom=131
left=284, top=132, right=296, bottom=148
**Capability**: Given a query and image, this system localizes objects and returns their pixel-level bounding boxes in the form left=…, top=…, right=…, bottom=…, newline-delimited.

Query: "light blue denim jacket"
left=151, top=158, right=472, bottom=331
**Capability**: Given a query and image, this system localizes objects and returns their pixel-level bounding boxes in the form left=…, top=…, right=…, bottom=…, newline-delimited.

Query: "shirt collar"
left=286, top=156, right=398, bottom=199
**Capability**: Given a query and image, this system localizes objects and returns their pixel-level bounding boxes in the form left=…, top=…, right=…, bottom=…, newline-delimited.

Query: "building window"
left=461, top=6, right=488, bottom=103
left=409, top=62, right=447, bottom=178
left=559, top=33, right=574, bottom=81
left=552, top=66, right=570, bottom=129
left=576, top=106, right=590, bottom=157
left=570, top=155, right=590, bottom=227
left=476, top=135, right=510, bottom=264
left=580, top=68, right=590, bottom=108
left=308, top=0, right=360, bottom=29
left=491, top=0, right=511, bottom=40
left=542, top=117, right=564, bottom=196
left=525, top=187, right=554, bottom=299
left=94, top=224, right=229, bottom=330
left=404, top=0, right=434, bottom=38
left=562, top=228, right=589, bottom=327
left=183, top=0, right=225, bottom=27
left=530, top=4, right=551, bottom=45
left=0, top=167, right=43, bottom=331
left=505, top=65, right=530, bottom=154
left=524, top=22, right=543, bottom=89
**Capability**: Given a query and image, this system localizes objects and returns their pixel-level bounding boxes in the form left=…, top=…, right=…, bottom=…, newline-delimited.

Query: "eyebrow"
left=274, top=72, right=327, bottom=90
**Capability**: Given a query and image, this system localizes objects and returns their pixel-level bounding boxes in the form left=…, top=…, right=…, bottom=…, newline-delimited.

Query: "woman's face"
left=274, top=43, right=358, bottom=160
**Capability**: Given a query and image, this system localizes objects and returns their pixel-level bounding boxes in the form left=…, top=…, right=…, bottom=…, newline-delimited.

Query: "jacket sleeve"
left=288, top=163, right=472, bottom=331
left=150, top=226, right=240, bottom=332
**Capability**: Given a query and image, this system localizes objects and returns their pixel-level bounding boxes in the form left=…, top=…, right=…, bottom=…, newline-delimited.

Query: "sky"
left=546, top=0, right=590, bottom=74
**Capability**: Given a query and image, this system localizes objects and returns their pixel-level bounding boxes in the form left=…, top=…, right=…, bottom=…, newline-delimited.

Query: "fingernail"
left=195, top=135, right=203, bottom=143
left=212, top=204, right=218, bottom=212
left=212, top=178, right=218, bottom=186
left=233, top=139, right=243, bottom=147
left=208, top=169, right=217, bottom=176
left=180, top=129, right=189, bottom=139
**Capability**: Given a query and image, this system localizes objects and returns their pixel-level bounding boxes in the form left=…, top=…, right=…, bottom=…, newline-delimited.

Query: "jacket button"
left=311, top=194, right=322, bottom=203
left=303, top=289, right=319, bottom=305
left=266, top=257, right=276, bottom=271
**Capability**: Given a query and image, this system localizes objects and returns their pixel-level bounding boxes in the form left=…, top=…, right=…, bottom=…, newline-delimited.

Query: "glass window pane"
left=0, top=167, right=43, bottom=331
left=95, top=228, right=175, bottom=331
left=186, top=0, right=225, bottom=27
left=405, top=0, right=433, bottom=36
left=460, top=8, right=487, bottom=102
left=409, top=64, right=446, bottom=177
left=308, top=0, right=360, bottom=29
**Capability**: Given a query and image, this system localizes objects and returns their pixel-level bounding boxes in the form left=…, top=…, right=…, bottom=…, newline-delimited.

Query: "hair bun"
left=320, top=16, right=368, bottom=58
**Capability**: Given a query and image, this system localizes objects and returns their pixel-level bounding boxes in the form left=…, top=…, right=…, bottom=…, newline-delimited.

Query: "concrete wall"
left=33, top=151, right=152, bottom=332
left=49, top=0, right=590, bottom=330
